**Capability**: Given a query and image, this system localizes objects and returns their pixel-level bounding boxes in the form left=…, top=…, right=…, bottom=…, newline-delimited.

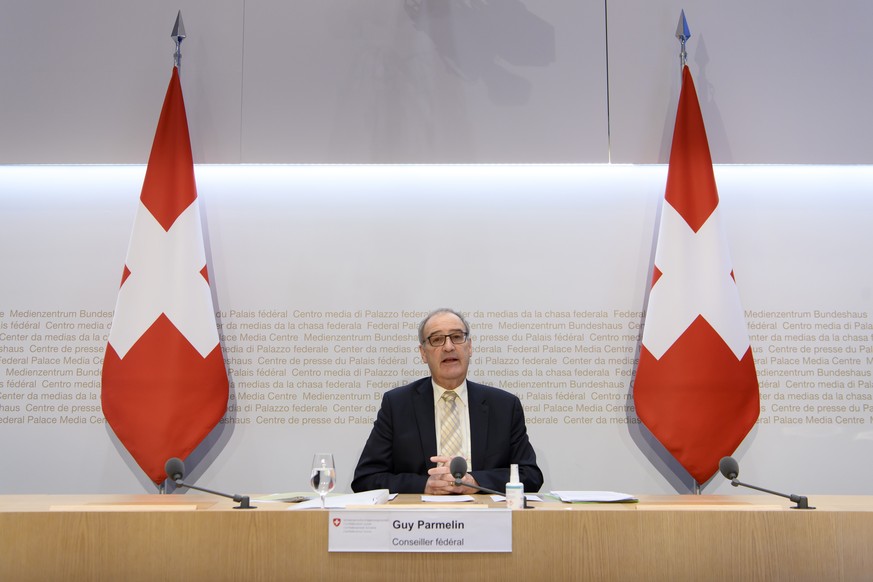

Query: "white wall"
left=2, top=165, right=872, bottom=497
left=1, top=1, right=870, bottom=164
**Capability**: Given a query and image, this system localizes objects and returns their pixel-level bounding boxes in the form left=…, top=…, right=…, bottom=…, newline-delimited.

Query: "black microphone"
left=448, top=456, right=530, bottom=508
left=164, top=457, right=255, bottom=509
left=449, top=456, right=473, bottom=487
left=718, top=456, right=814, bottom=510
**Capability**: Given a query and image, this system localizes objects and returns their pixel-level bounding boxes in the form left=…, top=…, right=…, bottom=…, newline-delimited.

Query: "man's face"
left=418, top=312, right=473, bottom=390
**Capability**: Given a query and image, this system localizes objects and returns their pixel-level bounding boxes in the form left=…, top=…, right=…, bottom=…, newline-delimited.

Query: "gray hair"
left=417, top=308, right=470, bottom=344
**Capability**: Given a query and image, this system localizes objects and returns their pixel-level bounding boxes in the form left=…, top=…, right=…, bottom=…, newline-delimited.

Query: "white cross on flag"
left=101, top=67, right=228, bottom=484
left=633, top=65, right=759, bottom=485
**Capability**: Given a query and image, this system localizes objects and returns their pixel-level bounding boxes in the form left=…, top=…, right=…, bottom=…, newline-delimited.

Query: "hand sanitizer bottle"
left=505, top=464, right=524, bottom=510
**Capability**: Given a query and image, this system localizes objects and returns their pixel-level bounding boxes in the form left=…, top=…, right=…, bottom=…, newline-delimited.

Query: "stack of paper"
left=254, top=492, right=314, bottom=503
left=287, top=489, right=391, bottom=510
left=550, top=491, right=638, bottom=503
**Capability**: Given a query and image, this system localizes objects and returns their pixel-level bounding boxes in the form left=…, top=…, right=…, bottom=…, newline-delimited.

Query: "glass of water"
left=309, top=453, right=336, bottom=509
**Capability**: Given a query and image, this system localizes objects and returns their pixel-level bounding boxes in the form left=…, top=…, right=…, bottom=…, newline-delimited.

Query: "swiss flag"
left=633, top=65, right=759, bottom=485
left=101, top=67, right=228, bottom=484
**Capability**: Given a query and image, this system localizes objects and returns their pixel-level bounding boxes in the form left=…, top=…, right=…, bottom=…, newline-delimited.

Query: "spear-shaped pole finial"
left=171, top=10, right=187, bottom=70
left=675, top=10, right=691, bottom=69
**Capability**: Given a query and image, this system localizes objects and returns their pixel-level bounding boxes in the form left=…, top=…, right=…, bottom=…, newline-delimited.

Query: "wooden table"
left=1, top=494, right=871, bottom=581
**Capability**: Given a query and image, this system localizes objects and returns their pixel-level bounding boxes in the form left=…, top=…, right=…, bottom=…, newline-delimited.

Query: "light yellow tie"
left=440, top=391, right=462, bottom=458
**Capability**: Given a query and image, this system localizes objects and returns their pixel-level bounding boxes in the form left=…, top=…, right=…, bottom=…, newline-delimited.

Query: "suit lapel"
left=467, top=382, right=489, bottom=469
left=413, top=378, right=438, bottom=464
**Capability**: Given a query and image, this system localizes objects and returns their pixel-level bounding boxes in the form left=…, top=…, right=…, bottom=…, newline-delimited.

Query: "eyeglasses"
left=424, top=332, right=469, bottom=347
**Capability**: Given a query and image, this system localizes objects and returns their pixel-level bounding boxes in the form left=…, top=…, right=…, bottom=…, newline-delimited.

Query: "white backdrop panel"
left=607, top=0, right=873, bottom=164
left=4, top=2, right=871, bottom=164
left=1, top=165, right=872, bottom=497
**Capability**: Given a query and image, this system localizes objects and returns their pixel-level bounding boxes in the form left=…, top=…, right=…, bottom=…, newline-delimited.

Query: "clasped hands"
left=424, top=455, right=479, bottom=495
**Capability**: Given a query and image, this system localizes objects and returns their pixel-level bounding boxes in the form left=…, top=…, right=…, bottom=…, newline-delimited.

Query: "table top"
left=1, top=493, right=871, bottom=513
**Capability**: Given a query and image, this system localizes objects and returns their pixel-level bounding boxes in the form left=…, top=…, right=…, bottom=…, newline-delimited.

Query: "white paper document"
left=490, top=494, right=543, bottom=503
left=550, top=490, right=638, bottom=503
left=288, top=489, right=391, bottom=510
left=253, top=492, right=314, bottom=504
left=421, top=494, right=476, bottom=503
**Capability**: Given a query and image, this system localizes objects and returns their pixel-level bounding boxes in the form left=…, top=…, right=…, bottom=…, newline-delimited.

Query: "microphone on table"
left=718, top=456, right=814, bottom=510
left=449, top=456, right=531, bottom=509
left=164, top=457, right=256, bottom=509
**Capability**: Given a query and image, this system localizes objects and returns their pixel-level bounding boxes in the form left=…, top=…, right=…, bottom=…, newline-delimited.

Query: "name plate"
left=328, top=508, right=512, bottom=552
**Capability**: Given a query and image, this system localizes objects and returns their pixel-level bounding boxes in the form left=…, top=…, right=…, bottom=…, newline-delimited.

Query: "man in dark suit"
left=351, top=308, right=543, bottom=494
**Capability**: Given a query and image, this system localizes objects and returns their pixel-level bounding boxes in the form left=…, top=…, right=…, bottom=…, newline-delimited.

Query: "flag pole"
left=160, top=10, right=185, bottom=496
left=676, top=9, right=690, bottom=70
left=172, top=10, right=186, bottom=71
left=675, top=10, right=700, bottom=495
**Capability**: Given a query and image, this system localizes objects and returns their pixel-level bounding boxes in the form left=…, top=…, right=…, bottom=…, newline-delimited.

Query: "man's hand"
left=425, top=455, right=480, bottom=495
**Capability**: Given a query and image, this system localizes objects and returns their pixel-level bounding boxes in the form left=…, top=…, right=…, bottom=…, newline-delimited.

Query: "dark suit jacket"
left=351, top=377, right=543, bottom=493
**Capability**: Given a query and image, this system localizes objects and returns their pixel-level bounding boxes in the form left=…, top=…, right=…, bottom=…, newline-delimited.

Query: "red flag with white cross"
left=101, top=67, right=228, bottom=484
left=633, top=65, right=760, bottom=485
